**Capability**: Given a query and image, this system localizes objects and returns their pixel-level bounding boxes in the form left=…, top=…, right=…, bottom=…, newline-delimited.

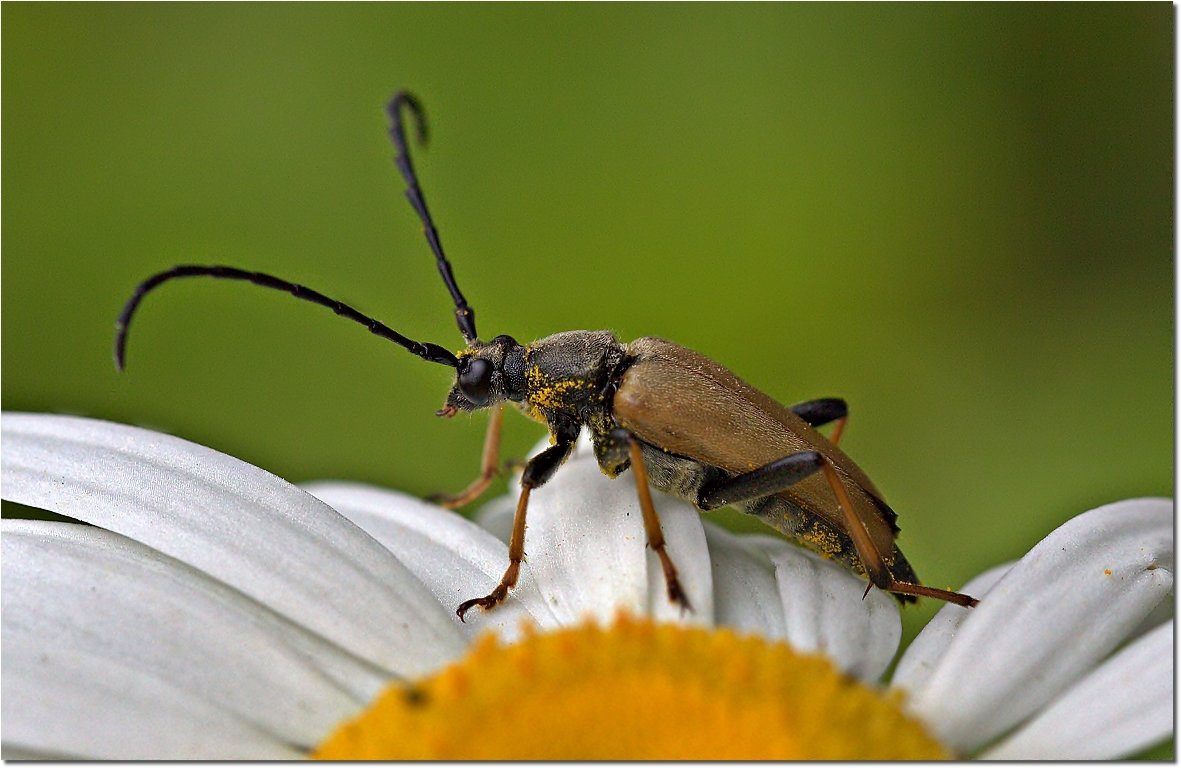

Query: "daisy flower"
left=1, top=413, right=1171, bottom=759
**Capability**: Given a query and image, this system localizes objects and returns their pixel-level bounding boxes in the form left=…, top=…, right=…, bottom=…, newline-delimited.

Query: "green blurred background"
left=3, top=4, right=1173, bottom=653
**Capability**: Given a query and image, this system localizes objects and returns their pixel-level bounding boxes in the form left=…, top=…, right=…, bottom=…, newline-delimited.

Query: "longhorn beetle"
left=115, top=91, right=978, bottom=619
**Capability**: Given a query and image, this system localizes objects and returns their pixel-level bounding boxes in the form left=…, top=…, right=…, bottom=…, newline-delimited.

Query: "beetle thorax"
left=520, top=330, right=626, bottom=424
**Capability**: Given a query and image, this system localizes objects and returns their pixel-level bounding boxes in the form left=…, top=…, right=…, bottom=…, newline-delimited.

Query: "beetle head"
left=439, top=334, right=526, bottom=415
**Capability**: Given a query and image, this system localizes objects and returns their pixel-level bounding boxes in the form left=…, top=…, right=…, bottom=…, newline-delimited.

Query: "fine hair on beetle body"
left=115, top=91, right=979, bottom=620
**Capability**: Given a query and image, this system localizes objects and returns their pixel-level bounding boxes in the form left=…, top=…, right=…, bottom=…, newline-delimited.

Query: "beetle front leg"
left=430, top=405, right=504, bottom=509
left=456, top=436, right=574, bottom=621
left=609, top=428, right=692, bottom=612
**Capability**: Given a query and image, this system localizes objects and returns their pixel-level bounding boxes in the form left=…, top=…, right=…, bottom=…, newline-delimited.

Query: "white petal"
left=1127, top=588, right=1175, bottom=642
left=2, top=520, right=381, bottom=759
left=3, top=642, right=300, bottom=760
left=749, top=535, right=901, bottom=681
left=701, top=523, right=786, bottom=640
left=1, top=746, right=83, bottom=760
left=474, top=491, right=516, bottom=543
left=903, top=498, right=1173, bottom=753
left=890, top=562, right=1013, bottom=692
left=522, top=434, right=712, bottom=625
left=302, top=481, right=561, bottom=642
left=980, top=620, right=1174, bottom=760
left=1, top=413, right=466, bottom=677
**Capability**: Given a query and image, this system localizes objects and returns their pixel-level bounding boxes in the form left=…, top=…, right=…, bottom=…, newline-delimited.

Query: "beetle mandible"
left=114, top=91, right=979, bottom=619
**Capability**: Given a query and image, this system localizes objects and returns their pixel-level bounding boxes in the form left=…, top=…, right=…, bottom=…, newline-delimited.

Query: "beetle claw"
left=667, top=577, right=693, bottom=614
left=455, top=584, right=509, bottom=622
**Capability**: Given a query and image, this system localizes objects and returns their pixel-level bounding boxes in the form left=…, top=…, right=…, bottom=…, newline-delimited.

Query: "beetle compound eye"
left=459, top=358, right=493, bottom=405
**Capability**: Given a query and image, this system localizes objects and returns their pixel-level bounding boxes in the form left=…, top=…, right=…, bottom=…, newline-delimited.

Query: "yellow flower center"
left=313, top=614, right=947, bottom=760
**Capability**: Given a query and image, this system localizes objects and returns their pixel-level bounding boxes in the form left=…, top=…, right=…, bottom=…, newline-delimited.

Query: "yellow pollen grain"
left=313, top=614, right=948, bottom=760
left=798, top=522, right=845, bottom=561
left=530, top=378, right=584, bottom=409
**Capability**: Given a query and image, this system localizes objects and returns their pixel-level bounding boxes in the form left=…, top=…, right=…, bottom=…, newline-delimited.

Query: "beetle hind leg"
left=818, top=461, right=978, bottom=608
left=694, top=449, right=977, bottom=609
left=790, top=397, right=848, bottom=445
left=871, top=579, right=978, bottom=607
left=696, top=451, right=825, bottom=511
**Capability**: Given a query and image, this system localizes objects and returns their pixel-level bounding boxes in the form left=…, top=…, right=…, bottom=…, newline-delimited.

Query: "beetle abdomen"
left=740, top=494, right=920, bottom=590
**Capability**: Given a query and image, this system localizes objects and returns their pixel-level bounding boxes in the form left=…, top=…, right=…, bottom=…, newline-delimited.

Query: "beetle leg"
left=616, top=429, right=692, bottom=612
left=456, top=436, right=575, bottom=621
left=699, top=452, right=977, bottom=608
left=696, top=451, right=825, bottom=511
left=818, top=461, right=979, bottom=608
left=828, top=415, right=847, bottom=446
left=429, top=405, right=504, bottom=509
left=592, top=428, right=631, bottom=477
left=790, top=397, right=848, bottom=445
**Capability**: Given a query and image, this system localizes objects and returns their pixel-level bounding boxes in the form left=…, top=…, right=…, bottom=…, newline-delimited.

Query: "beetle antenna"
left=114, top=265, right=460, bottom=371
left=387, top=91, right=478, bottom=343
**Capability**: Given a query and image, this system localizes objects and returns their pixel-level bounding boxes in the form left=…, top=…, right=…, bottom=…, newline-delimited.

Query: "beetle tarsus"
left=456, top=587, right=508, bottom=622
left=903, top=584, right=977, bottom=608
left=667, top=576, right=693, bottom=613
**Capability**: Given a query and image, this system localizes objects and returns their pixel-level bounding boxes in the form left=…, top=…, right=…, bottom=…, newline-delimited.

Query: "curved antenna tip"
left=113, top=324, right=129, bottom=372
left=388, top=91, right=428, bottom=146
